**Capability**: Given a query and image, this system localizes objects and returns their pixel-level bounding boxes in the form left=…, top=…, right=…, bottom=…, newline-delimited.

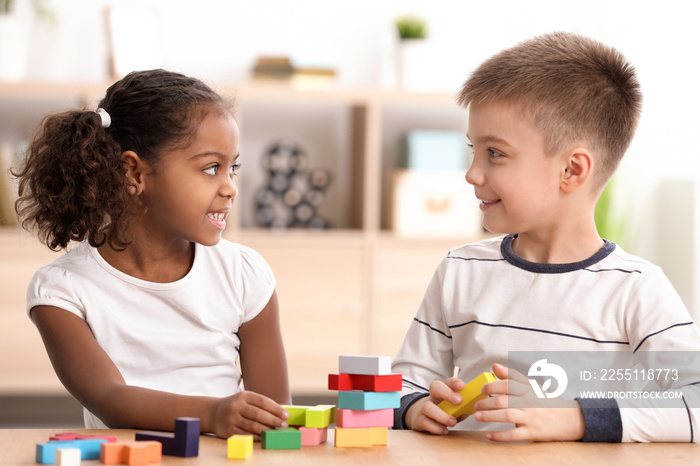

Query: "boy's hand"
left=405, top=378, right=471, bottom=434
left=473, top=363, right=585, bottom=442
left=211, top=391, right=290, bottom=440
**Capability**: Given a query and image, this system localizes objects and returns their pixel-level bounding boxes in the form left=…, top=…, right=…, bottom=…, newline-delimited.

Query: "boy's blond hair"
left=458, top=31, right=642, bottom=190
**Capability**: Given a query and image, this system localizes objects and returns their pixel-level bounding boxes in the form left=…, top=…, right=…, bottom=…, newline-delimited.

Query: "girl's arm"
left=237, top=290, right=291, bottom=404
left=32, top=299, right=289, bottom=439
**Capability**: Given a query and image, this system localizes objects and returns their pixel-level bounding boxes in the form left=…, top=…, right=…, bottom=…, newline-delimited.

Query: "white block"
left=56, top=448, right=81, bottom=466
left=339, top=355, right=391, bottom=375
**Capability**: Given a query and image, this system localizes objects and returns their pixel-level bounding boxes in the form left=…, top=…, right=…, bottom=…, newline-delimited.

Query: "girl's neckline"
left=89, top=242, right=200, bottom=289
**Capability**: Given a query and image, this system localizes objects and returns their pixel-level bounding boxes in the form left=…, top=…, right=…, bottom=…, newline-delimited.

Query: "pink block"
left=50, top=432, right=118, bottom=443
left=336, top=409, right=394, bottom=428
left=299, top=427, right=328, bottom=446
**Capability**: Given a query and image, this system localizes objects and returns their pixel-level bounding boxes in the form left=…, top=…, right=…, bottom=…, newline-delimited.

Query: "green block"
left=261, top=427, right=301, bottom=450
left=305, top=405, right=336, bottom=428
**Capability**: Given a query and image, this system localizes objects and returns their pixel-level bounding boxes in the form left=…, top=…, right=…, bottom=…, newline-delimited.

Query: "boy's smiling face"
left=465, top=101, right=566, bottom=236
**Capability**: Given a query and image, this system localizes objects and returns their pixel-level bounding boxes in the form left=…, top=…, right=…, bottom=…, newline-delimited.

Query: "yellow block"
left=438, top=372, right=497, bottom=418
left=306, top=405, right=337, bottom=428
left=282, top=405, right=313, bottom=426
left=227, top=434, right=253, bottom=459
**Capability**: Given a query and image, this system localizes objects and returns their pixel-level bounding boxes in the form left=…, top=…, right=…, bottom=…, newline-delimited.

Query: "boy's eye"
left=487, top=148, right=504, bottom=159
left=230, top=163, right=241, bottom=176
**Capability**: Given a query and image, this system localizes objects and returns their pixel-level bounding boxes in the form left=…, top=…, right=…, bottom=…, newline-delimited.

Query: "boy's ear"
left=560, top=148, right=593, bottom=194
left=121, top=150, right=147, bottom=196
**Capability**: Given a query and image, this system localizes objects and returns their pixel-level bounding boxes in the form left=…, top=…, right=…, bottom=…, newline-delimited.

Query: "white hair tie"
left=96, top=108, right=111, bottom=128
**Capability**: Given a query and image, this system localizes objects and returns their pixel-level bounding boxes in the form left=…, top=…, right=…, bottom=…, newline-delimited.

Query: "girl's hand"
left=211, top=391, right=290, bottom=440
left=405, top=378, right=469, bottom=435
left=473, top=363, right=585, bottom=442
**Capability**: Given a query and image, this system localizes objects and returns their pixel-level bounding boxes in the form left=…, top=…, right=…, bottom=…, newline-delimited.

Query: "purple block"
left=174, top=417, right=200, bottom=457
left=135, top=417, right=200, bottom=457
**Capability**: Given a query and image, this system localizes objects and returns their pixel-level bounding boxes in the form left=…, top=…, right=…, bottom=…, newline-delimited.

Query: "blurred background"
left=1, top=0, right=698, bottom=426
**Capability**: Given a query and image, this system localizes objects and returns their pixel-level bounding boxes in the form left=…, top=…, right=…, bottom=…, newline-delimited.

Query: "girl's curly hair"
left=12, top=69, right=227, bottom=251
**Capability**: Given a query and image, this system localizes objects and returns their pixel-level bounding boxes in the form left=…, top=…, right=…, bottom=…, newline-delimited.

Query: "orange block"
left=370, top=427, right=388, bottom=446
left=100, top=441, right=162, bottom=465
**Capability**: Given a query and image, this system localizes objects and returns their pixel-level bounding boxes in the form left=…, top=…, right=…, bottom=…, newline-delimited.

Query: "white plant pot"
left=397, top=39, right=433, bottom=91
left=0, top=12, right=32, bottom=82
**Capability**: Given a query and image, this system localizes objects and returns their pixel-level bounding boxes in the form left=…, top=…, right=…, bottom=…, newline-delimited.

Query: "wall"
left=10, top=0, right=700, bottom=317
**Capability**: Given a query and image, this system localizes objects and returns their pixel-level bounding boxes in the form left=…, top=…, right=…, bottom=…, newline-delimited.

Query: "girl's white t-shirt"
left=26, top=239, right=275, bottom=428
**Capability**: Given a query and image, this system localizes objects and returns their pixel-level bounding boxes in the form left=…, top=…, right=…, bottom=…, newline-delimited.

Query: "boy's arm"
left=615, top=323, right=700, bottom=443
left=613, top=270, right=700, bottom=443
left=31, top=302, right=289, bottom=439
left=391, top=260, right=457, bottom=430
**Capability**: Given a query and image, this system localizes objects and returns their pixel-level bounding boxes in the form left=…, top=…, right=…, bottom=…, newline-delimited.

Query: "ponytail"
left=13, top=110, right=133, bottom=251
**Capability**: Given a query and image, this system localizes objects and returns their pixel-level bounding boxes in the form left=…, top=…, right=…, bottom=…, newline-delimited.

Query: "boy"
left=391, top=32, right=700, bottom=442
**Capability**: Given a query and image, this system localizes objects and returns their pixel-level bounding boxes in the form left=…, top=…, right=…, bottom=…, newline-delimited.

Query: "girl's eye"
left=229, top=163, right=241, bottom=176
left=203, top=165, right=219, bottom=176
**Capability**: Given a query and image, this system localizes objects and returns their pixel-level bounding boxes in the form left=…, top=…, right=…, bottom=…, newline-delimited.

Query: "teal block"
left=405, top=130, right=466, bottom=170
left=36, top=439, right=107, bottom=464
left=337, top=391, right=400, bottom=410
left=261, top=427, right=301, bottom=450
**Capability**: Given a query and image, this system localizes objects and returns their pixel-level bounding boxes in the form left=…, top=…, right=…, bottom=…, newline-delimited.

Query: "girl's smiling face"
left=138, top=109, right=240, bottom=246
left=465, top=101, right=566, bottom=236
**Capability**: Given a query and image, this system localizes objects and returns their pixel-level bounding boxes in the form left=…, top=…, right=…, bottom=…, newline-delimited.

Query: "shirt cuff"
left=575, top=397, right=622, bottom=442
left=393, top=392, right=429, bottom=430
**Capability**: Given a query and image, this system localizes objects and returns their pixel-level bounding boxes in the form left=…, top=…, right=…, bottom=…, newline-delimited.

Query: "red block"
left=328, top=373, right=402, bottom=392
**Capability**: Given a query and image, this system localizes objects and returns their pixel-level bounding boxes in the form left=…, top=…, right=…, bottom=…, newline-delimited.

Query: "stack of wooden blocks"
left=329, top=355, right=402, bottom=447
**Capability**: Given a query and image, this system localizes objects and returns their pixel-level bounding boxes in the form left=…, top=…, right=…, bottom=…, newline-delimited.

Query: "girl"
left=12, top=69, right=291, bottom=439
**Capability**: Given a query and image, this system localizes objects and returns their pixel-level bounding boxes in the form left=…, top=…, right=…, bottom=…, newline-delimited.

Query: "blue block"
left=337, top=391, right=400, bottom=410
left=36, top=439, right=107, bottom=464
left=136, top=417, right=199, bottom=457
left=405, top=130, right=467, bottom=170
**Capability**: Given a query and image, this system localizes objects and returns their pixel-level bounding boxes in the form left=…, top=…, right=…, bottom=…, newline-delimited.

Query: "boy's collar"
left=501, top=234, right=615, bottom=274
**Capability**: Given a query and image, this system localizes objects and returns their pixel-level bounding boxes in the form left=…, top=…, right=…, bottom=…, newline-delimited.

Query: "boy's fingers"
left=445, top=377, right=465, bottom=392
left=423, top=400, right=458, bottom=427
left=487, top=427, right=530, bottom=443
left=414, top=413, right=450, bottom=435
left=429, top=380, right=461, bottom=405
left=475, top=407, right=525, bottom=425
left=493, top=363, right=528, bottom=384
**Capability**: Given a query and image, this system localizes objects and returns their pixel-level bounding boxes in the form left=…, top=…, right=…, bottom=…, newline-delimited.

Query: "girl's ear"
left=121, top=150, right=146, bottom=195
left=560, top=148, right=593, bottom=194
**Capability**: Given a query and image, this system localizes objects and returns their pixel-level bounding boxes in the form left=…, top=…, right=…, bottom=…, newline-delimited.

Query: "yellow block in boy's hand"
left=437, top=372, right=497, bottom=418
